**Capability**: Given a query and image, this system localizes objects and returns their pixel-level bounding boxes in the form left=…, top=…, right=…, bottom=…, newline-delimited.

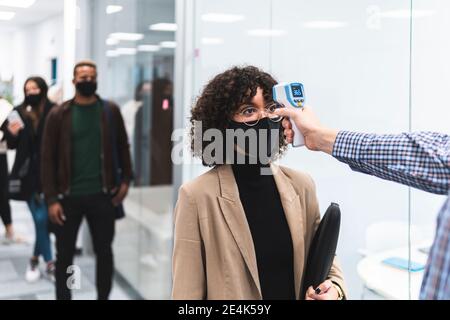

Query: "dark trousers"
left=54, top=193, right=115, bottom=300
left=0, top=154, right=11, bottom=227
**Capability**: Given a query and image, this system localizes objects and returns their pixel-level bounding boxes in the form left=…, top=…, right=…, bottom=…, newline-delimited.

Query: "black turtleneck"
left=232, top=163, right=296, bottom=300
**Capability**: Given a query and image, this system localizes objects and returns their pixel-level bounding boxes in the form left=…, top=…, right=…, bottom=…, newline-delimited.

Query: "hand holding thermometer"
left=273, top=82, right=305, bottom=147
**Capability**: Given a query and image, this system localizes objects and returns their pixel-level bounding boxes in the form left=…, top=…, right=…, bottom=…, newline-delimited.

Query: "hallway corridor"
left=0, top=202, right=132, bottom=300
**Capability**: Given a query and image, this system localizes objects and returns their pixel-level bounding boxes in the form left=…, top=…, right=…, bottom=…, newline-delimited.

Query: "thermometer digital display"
left=273, top=82, right=306, bottom=147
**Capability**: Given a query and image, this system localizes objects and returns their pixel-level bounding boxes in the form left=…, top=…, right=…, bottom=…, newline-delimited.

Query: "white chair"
left=358, top=220, right=425, bottom=299
left=359, top=220, right=424, bottom=256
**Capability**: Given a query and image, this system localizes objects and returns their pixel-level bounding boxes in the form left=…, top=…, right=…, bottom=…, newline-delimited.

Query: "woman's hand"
left=7, top=121, right=23, bottom=136
left=305, top=280, right=339, bottom=300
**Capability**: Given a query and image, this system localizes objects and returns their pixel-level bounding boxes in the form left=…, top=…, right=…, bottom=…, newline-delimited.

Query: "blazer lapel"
left=271, top=164, right=306, bottom=300
left=216, top=165, right=262, bottom=298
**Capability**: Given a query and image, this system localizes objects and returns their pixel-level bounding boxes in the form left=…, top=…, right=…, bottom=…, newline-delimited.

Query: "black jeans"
left=0, top=154, right=11, bottom=227
left=54, top=193, right=115, bottom=300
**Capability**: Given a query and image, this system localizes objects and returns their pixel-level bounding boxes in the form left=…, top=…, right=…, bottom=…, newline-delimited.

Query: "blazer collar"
left=216, top=164, right=305, bottom=300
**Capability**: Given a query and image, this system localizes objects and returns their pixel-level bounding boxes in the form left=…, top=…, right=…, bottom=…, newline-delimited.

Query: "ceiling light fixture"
left=160, top=41, right=176, bottom=48
left=115, top=47, right=137, bottom=55
left=0, top=0, right=35, bottom=8
left=106, top=5, right=123, bottom=15
left=149, top=23, right=177, bottom=32
left=109, top=32, right=144, bottom=41
left=106, top=38, right=119, bottom=46
left=138, top=45, right=161, bottom=52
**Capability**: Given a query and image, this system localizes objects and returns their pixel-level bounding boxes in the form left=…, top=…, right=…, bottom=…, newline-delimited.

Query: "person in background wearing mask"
left=172, top=66, right=346, bottom=300
left=275, top=106, right=450, bottom=300
left=0, top=77, right=56, bottom=282
left=41, top=60, right=132, bottom=300
left=149, top=78, right=173, bottom=185
left=121, top=80, right=152, bottom=174
left=133, top=78, right=174, bottom=186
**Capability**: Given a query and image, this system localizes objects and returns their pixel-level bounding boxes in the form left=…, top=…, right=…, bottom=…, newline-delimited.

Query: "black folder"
left=301, top=202, right=341, bottom=297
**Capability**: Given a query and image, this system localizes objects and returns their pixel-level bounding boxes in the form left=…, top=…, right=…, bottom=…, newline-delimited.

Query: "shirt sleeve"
left=332, top=131, right=450, bottom=195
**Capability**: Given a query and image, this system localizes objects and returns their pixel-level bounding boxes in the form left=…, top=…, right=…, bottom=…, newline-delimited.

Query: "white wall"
left=0, top=33, right=14, bottom=83
left=75, top=0, right=92, bottom=61
left=177, top=0, right=450, bottom=299
left=12, top=14, right=64, bottom=104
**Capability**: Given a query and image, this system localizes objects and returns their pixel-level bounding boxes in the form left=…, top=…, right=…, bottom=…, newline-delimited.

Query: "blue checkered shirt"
left=333, top=131, right=450, bottom=300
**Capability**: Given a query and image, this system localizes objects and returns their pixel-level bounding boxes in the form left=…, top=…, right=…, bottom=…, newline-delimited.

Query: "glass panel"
left=188, top=0, right=413, bottom=299
left=90, top=0, right=175, bottom=299
left=188, top=0, right=273, bottom=179
left=272, top=0, right=412, bottom=300
left=410, top=0, right=450, bottom=300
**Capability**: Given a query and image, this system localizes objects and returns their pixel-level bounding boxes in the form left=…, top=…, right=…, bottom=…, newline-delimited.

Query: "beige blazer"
left=172, top=164, right=347, bottom=300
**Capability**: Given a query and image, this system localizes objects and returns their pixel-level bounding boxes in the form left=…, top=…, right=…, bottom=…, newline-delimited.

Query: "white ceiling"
left=0, top=0, right=63, bottom=33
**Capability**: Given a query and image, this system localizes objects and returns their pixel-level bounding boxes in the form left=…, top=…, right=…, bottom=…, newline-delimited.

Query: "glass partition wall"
left=82, top=0, right=449, bottom=299
left=88, top=0, right=175, bottom=299
left=179, top=0, right=449, bottom=300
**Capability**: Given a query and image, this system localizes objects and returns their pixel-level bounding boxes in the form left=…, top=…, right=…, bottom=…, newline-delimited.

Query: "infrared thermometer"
left=273, top=82, right=305, bottom=147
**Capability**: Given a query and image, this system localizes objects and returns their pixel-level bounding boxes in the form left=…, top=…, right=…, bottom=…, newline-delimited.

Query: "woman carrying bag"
left=0, top=77, right=56, bottom=282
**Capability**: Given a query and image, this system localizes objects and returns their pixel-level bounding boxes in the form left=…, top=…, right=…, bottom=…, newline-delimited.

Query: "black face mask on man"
left=76, top=81, right=97, bottom=97
left=25, top=94, right=43, bottom=107
left=226, top=117, right=281, bottom=165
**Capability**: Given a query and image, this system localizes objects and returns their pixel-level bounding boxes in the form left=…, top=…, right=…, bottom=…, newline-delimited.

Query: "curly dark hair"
left=190, top=65, right=287, bottom=166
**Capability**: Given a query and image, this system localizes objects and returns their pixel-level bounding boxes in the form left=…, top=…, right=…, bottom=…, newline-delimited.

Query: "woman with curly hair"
left=172, top=66, right=347, bottom=300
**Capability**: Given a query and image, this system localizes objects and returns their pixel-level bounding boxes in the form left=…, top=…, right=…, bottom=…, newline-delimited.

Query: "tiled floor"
left=0, top=201, right=133, bottom=300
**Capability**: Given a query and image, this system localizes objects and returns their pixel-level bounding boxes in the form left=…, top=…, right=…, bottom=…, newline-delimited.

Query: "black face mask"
left=76, top=81, right=97, bottom=97
left=25, top=94, right=42, bottom=107
left=226, top=117, right=281, bottom=165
